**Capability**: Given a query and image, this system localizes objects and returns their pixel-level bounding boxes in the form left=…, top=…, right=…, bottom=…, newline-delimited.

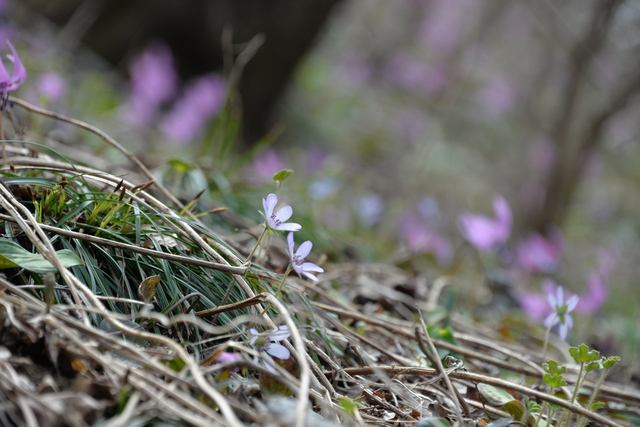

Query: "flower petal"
left=302, top=271, right=319, bottom=281
left=263, top=193, right=278, bottom=216
left=261, top=353, right=278, bottom=372
left=287, top=232, right=296, bottom=259
left=544, top=313, right=558, bottom=328
left=268, top=325, right=291, bottom=341
left=566, top=295, right=579, bottom=312
left=302, top=262, right=323, bottom=272
left=267, top=343, right=290, bottom=360
left=275, top=205, right=293, bottom=222
left=296, top=241, right=313, bottom=259
left=276, top=222, right=302, bottom=231
left=248, top=328, right=259, bottom=345
left=6, top=41, right=26, bottom=88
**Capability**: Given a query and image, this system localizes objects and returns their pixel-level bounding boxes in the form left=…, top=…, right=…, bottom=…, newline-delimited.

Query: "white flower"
left=544, top=285, right=579, bottom=340
left=287, top=232, right=324, bottom=281
left=248, top=325, right=291, bottom=372
left=261, top=193, right=301, bottom=232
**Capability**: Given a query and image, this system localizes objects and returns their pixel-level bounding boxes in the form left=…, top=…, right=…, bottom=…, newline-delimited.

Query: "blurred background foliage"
left=8, top=0, right=640, bottom=371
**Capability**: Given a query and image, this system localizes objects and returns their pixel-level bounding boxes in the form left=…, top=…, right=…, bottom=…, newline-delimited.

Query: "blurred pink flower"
left=126, top=42, right=178, bottom=127
left=476, top=76, right=518, bottom=119
left=160, top=73, right=226, bottom=145
left=249, top=148, right=287, bottom=184
left=459, top=196, right=512, bottom=251
left=418, top=0, right=477, bottom=54
left=516, top=229, right=564, bottom=273
left=0, top=40, right=26, bottom=109
left=401, top=213, right=452, bottom=265
left=519, top=279, right=557, bottom=321
left=214, top=351, right=242, bottom=371
left=36, top=72, right=67, bottom=102
left=383, top=55, right=448, bottom=95
left=575, top=248, right=616, bottom=314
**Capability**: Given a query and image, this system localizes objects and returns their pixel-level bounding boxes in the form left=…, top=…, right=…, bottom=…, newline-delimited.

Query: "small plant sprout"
left=248, top=325, right=291, bottom=372
left=458, top=195, right=512, bottom=251
left=246, top=193, right=302, bottom=263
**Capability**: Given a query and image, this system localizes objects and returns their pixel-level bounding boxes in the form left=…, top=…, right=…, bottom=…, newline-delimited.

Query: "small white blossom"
left=287, top=232, right=323, bottom=281
left=261, top=193, right=301, bottom=232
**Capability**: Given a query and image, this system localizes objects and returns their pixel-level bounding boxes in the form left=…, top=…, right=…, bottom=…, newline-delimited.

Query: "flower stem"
left=246, top=226, right=268, bottom=264
left=247, top=263, right=293, bottom=329
left=541, top=314, right=556, bottom=361
left=273, top=264, right=292, bottom=299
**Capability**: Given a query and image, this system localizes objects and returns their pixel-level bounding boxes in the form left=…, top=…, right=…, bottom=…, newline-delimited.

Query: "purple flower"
left=35, top=72, right=67, bottom=102
left=400, top=213, right=452, bottom=265
left=248, top=325, right=291, bottom=372
left=0, top=40, right=26, bottom=110
left=287, top=232, right=324, bottom=281
left=249, top=148, right=287, bottom=184
left=160, top=73, right=226, bottom=145
left=459, top=196, right=512, bottom=251
left=261, top=194, right=301, bottom=232
left=126, top=42, right=178, bottom=127
left=353, top=194, right=384, bottom=226
left=516, top=229, right=564, bottom=273
left=575, top=272, right=608, bottom=314
left=544, top=283, right=579, bottom=341
left=214, top=351, right=242, bottom=372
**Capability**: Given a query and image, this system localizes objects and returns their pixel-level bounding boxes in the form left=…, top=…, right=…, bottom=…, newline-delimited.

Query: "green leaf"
left=603, top=356, right=621, bottom=369
left=586, top=359, right=604, bottom=372
left=548, top=403, right=562, bottom=411
left=542, top=360, right=567, bottom=376
left=527, top=400, right=541, bottom=413
left=569, top=344, right=599, bottom=363
left=0, top=240, right=83, bottom=274
left=337, top=397, right=361, bottom=416
left=138, top=275, right=160, bottom=303
left=503, top=400, right=524, bottom=420
left=543, top=373, right=567, bottom=388
left=591, top=401, right=606, bottom=411
left=273, top=169, right=293, bottom=183
left=477, top=383, right=515, bottom=407
left=416, top=417, right=451, bottom=427
left=168, top=158, right=196, bottom=173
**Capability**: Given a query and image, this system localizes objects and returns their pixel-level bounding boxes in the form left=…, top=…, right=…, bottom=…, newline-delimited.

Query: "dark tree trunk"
left=23, top=0, right=345, bottom=145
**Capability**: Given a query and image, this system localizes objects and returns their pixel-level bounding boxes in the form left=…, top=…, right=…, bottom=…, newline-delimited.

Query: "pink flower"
left=214, top=351, right=242, bottom=372
left=400, top=213, right=452, bottom=265
left=126, top=42, right=178, bottom=127
left=261, top=194, right=301, bottom=232
left=0, top=40, right=26, bottom=109
left=249, top=148, right=287, bottom=184
left=575, top=271, right=608, bottom=314
left=459, top=196, right=512, bottom=251
left=36, top=72, right=67, bottom=102
left=287, top=232, right=323, bottom=281
left=160, top=73, right=226, bottom=144
left=516, top=229, right=564, bottom=273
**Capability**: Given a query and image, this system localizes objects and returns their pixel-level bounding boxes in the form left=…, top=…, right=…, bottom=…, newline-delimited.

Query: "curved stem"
left=246, top=226, right=268, bottom=263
